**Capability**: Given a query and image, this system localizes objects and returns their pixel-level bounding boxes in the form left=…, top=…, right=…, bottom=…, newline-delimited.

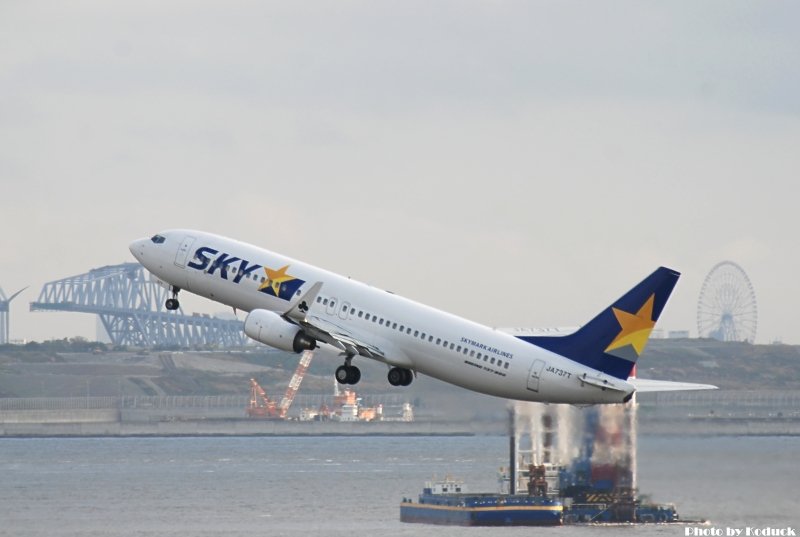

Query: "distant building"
left=667, top=330, right=690, bottom=339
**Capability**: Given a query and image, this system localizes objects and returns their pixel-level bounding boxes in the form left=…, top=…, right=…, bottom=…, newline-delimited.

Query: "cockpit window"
left=150, top=235, right=166, bottom=244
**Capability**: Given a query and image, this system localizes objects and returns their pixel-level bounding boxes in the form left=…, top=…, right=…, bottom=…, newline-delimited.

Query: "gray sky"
left=1, top=1, right=798, bottom=344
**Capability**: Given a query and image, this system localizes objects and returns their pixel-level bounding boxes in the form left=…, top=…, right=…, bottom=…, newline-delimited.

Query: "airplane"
left=129, top=230, right=716, bottom=405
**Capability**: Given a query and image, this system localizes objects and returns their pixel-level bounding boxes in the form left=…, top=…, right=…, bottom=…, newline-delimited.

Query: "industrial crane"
left=247, top=350, right=314, bottom=419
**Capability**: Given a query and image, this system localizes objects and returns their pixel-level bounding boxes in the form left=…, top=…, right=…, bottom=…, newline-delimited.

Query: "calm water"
left=1, top=435, right=797, bottom=536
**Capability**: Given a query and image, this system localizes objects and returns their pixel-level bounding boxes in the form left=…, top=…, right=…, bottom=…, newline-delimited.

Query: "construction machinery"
left=247, top=350, right=313, bottom=419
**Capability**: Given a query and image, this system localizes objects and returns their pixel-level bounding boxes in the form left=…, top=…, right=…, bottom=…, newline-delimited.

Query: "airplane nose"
left=129, top=238, right=148, bottom=261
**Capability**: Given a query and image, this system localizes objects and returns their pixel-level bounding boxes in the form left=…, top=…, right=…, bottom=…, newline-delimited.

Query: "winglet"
left=284, top=282, right=323, bottom=323
left=519, top=267, right=680, bottom=380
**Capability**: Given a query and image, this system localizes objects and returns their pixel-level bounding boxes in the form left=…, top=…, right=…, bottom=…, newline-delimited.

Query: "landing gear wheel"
left=388, top=367, right=413, bottom=387
left=165, top=286, right=181, bottom=311
left=335, top=365, right=361, bottom=385
left=400, top=368, right=413, bottom=386
left=347, top=366, right=361, bottom=385
left=335, top=365, right=349, bottom=384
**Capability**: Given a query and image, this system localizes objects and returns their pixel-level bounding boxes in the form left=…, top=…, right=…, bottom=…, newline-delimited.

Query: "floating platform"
left=400, top=478, right=562, bottom=526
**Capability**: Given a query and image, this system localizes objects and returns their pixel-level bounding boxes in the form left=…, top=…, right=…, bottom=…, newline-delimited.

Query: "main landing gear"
left=334, top=359, right=414, bottom=388
left=335, top=356, right=361, bottom=385
left=335, top=364, right=361, bottom=385
left=387, top=367, right=413, bottom=387
left=165, top=287, right=181, bottom=311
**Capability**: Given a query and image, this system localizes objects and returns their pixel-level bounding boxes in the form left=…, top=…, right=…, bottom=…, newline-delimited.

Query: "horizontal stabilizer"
left=628, top=378, right=718, bottom=393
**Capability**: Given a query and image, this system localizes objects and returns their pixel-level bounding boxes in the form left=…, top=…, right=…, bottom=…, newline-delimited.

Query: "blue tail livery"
left=519, top=267, right=680, bottom=380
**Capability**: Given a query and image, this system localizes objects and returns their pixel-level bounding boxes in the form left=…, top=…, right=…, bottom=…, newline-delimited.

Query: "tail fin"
left=519, top=267, right=680, bottom=380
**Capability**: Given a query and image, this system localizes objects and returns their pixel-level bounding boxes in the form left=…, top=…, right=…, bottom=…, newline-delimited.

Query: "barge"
left=400, top=477, right=562, bottom=526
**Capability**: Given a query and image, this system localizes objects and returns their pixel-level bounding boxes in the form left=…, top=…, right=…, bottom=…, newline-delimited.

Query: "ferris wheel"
left=697, top=261, right=758, bottom=342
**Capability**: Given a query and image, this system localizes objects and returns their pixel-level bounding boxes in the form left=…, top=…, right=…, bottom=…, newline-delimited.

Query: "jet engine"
left=243, top=309, right=317, bottom=353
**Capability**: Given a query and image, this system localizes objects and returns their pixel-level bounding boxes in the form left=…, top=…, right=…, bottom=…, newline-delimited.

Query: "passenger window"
left=392, top=323, right=398, bottom=329
left=379, top=319, right=384, bottom=325
left=316, top=297, right=322, bottom=303
left=449, top=343, right=454, bottom=350
left=323, top=299, right=329, bottom=306
left=351, top=308, right=356, bottom=314
left=421, top=333, right=426, bottom=339
left=428, top=336, right=433, bottom=342
left=470, top=350, right=475, bottom=357
left=358, top=311, right=363, bottom=318
left=443, top=341, right=448, bottom=347
left=483, top=355, right=489, bottom=362
left=330, top=301, right=336, bottom=308
left=463, top=348, right=468, bottom=355
left=407, top=328, right=412, bottom=334
left=400, top=326, right=405, bottom=332
left=414, top=330, right=419, bottom=337
left=490, top=357, right=495, bottom=365
left=436, top=338, right=441, bottom=345
left=504, top=362, right=510, bottom=369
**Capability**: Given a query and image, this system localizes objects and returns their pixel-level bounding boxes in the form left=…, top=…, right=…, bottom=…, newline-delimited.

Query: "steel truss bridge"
left=30, top=263, right=247, bottom=348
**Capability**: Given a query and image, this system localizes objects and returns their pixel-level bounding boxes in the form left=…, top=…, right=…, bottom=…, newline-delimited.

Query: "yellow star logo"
left=604, top=294, right=657, bottom=356
left=258, top=265, right=295, bottom=297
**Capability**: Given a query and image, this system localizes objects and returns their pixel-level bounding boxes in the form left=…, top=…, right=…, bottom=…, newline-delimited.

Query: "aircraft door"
left=174, top=236, right=196, bottom=268
left=527, top=359, right=546, bottom=392
left=339, top=302, right=350, bottom=320
left=326, top=297, right=338, bottom=316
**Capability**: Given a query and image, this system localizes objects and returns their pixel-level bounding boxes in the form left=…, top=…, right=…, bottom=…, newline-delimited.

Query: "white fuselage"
left=130, top=230, right=634, bottom=404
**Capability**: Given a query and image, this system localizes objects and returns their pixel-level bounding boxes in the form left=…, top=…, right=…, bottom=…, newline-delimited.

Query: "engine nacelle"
left=243, top=309, right=317, bottom=353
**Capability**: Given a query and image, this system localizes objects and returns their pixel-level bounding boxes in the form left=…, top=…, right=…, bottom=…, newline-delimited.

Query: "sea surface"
left=1, top=435, right=797, bottom=536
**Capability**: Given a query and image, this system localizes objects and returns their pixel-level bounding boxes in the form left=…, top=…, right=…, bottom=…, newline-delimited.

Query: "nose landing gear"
left=165, top=287, right=181, bottom=311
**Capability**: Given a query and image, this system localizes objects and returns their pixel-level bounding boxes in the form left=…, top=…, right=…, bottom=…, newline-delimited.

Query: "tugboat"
left=400, top=476, right=563, bottom=526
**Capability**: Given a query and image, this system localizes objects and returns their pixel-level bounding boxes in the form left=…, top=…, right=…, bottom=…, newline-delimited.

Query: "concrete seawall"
left=0, top=416, right=494, bottom=437
left=0, top=409, right=120, bottom=424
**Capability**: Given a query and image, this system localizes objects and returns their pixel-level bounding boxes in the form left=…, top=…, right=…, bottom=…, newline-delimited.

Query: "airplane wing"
left=628, top=378, right=718, bottom=393
left=299, top=314, right=386, bottom=359
left=282, top=282, right=387, bottom=361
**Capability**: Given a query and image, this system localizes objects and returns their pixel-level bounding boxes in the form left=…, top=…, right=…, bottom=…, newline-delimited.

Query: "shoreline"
left=2, top=416, right=799, bottom=438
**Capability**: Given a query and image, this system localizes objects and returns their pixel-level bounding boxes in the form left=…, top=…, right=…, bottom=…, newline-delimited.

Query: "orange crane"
left=248, top=378, right=279, bottom=418
left=247, top=350, right=314, bottom=419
